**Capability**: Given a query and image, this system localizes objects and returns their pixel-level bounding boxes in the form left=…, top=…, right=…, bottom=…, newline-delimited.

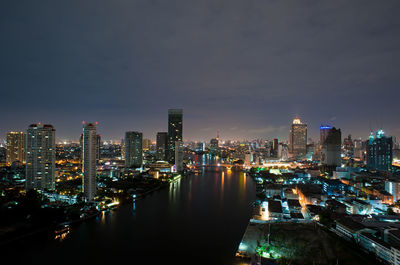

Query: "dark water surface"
left=9, top=168, right=255, bottom=265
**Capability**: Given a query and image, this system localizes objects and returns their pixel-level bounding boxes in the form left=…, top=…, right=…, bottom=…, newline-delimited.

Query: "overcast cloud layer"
left=1, top=0, right=400, bottom=142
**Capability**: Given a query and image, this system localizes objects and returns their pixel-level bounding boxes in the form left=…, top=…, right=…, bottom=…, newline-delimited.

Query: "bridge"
left=190, top=161, right=296, bottom=170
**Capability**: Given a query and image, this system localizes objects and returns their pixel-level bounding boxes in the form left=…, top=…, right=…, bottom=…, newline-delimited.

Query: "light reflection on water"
left=14, top=157, right=256, bottom=265
left=54, top=230, right=70, bottom=242
left=168, top=177, right=181, bottom=204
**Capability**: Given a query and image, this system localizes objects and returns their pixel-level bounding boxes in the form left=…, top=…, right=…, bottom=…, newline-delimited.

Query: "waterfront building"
left=125, top=131, right=143, bottom=168
left=289, top=117, right=307, bottom=157
left=195, top=142, right=205, bottom=152
left=83, top=123, right=97, bottom=201
left=6, top=131, right=26, bottom=165
left=210, top=138, right=219, bottom=154
left=168, top=109, right=183, bottom=163
left=156, top=132, right=168, bottom=161
left=174, top=140, right=183, bottom=172
left=321, top=127, right=342, bottom=168
left=367, top=129, right=393, bottom=172
left=26, top=124, right=56, bottom=191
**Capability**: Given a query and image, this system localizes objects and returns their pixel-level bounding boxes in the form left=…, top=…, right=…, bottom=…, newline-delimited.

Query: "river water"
left=9, top=166, right=256, bottom=265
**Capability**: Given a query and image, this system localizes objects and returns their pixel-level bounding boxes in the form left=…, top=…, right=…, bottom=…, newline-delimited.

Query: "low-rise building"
left=359, top=232, right=400, bottom=265
left=268, top=200, right=283, bottom=220
left=296, top=184, right=324, bottom=206
left=287, top=199, right=302, bottom=212
left=336, top=217, right=365, bottom=242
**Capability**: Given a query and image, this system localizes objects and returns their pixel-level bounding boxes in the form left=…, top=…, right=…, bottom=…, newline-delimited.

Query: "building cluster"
left=249, top=163, right=400, bottom=264
left=242, top=121, right=398, bottom=265
left=240, top=116, right=399, bottom=264
left=1, top=109, right=184, bottom=202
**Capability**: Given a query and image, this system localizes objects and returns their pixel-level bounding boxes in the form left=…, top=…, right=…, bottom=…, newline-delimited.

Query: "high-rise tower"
left=125, top=131, right=143, bottom=168
left=168, top=109, right=183, bottom=163
left=156, top=132, right=168, bottom=161
left=367, top=129, right=392, bottom=172
left=321, top=127, right=342, bottom=167
left=6, top=131, right=26, bottom=165
left=289, top=118, right=307, bottom=157
left=83, top=123, right=97, bottom=201
left=26, top=124, right=56, bottom=191
left=175, top=141, right=184, bottom=172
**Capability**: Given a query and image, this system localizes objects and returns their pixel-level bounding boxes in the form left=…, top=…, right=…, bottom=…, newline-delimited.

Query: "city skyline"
left=0, top=116, right=398, bottom=144
left=1, top=1, right=400, bottom=141
left=2, top=2, right=400, bottom=264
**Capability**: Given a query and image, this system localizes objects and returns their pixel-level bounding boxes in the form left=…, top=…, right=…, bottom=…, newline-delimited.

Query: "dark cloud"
left=1, top=0, right=400, bottom=141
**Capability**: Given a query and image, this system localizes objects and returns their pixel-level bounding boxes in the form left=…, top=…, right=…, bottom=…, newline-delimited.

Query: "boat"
left=55, top=224, right=70, bottom=235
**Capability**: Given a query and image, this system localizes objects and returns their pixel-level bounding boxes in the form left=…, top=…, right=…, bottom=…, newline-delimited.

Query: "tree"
left=387, top=207, right=396, bottom=216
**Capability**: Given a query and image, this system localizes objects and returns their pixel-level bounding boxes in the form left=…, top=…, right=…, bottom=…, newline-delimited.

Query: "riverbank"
left=0, top=173, right=188, bottom=246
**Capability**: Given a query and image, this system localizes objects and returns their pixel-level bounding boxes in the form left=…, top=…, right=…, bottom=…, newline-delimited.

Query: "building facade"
left=6, top=131, right=26, bottom=165
left=386, top=181, right=400, bottom=202
left=83, top=123, right=97, bottom=201
left=289, top=118, right=307, bottom=157
left=156, top=132, right=168, bottom=161
left=367, top=130, right=393, bottom=172
left=125, top=131, right=143, bottom=168
left=321, top=127, right=342, bottom=167
left=174, top=140, right=184, bottom=172
left=143, top=138, right=151, bottom=151
left=26, top=124, right=56, bottom=191
left=168, top=109, right=183, bottom=163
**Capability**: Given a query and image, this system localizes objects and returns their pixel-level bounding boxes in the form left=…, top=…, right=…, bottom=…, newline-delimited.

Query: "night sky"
left=1, top=1, right=400, bottom=142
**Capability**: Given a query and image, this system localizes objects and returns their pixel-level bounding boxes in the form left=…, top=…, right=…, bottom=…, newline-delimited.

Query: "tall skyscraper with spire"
left=289, top=117, right=307, bottom=157
left=168, top=109, right=183, bottom=163
left=26, top=124, right=56, bottom=191
left=82, top=122, right=97, bottom=201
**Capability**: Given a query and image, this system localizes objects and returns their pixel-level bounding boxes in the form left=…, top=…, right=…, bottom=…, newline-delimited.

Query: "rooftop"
left=268, top=200, right=283, bottom=213
left=337, top=217, right=365, bottom=232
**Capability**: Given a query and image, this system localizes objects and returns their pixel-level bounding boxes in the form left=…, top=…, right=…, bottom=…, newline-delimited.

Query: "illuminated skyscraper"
left=168, top=109, right=183, bottom=163
left=6, top=131, right=26, bottom=165
left=83, top=123, right=97, bottom=201
left=143, top=138, right=151, bottom=151
left=125, top=131, right=143, bottom=168
left=320, top=125, right=332, bottom=145
left=289, top=118, right=307, bottom=157
left=156, top=132, right=168, bottom=161
left=26, top=124, right=56, bottom=191
left=367, top=129, right=392, bottom=172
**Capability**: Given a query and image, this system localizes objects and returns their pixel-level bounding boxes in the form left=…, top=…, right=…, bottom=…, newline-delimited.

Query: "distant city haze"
left=1, top=1, right=400, bottom=141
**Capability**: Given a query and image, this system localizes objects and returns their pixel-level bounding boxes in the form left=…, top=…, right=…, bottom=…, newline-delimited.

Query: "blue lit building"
left=322, top=179, right=348, bottom=195
left=320, top=124, right=332, bottom=144
left=367, top=130, right=393, bottom=172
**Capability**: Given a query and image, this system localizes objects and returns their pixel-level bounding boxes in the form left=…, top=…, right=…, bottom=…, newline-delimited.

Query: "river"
left=7, top=167, right=256, bottom=265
